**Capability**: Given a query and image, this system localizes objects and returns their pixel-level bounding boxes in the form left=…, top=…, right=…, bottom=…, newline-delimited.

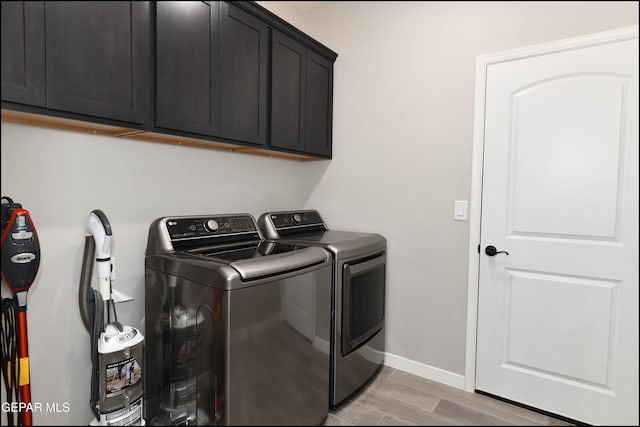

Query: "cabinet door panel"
left=45, top=1, right=150, bottom=124
left=271, top=30, right=305, bottom=151
left=219, top=2, right=268, bottom=145
left=305, top=50, right=333, bottom=156
left=156, top=1, right=218, bottom=135
left=1, top=1, right=45, bottom=106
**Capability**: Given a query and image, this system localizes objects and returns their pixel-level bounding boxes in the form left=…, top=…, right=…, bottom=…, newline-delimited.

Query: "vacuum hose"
left=77, top=235, right=105, bottom=419
left=79, top=235, right=96, bottom=333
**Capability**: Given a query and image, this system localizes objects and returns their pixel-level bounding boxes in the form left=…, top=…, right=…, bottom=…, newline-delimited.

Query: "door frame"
left=464, top=24, right=639, bottom=392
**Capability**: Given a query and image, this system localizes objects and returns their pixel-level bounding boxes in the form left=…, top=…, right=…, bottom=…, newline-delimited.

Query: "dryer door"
left=341, top=253, right=386, bottom=356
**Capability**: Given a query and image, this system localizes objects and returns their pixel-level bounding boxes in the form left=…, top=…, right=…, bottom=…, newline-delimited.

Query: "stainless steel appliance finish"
left=258, top=210, right=386, bottom=408
left=144, top=213, right=332, bottom=425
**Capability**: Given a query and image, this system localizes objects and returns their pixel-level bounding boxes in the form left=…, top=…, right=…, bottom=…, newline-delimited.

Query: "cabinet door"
left=45, top=1, right=151, bottom=124
left=155, top=1, right=219, bottom=135
left=271, top=29, right=305, bottom=152
left=219, top=2, right=269, bottom=145
left=1, top=1, right=45, bottom=106
left=304, top=49, right=333, bottom=156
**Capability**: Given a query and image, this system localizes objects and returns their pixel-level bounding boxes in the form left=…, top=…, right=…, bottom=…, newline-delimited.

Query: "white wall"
left=1, top=1, right=638, bottom=424
left=258, top=0, right=638, bottom=379
left=0, top=123, right=328, bottom=425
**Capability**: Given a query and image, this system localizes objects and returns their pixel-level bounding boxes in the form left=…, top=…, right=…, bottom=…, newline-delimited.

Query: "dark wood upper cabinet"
left=2, top=1, right=336, bottom=159
left=154, top=1, right=269, bottom=146
left=45, top=1, right=151, bottom=125
left=271, top=30, right=333, bottom=157
left=271, top=30, right=305, bottom=152
left=155, top=1, right=219, bottom=135
left=1, top=1, right=45, bottom=106
left=304, top=49, right=333, bottom=156
left=218, top=2, right=269, bottom=145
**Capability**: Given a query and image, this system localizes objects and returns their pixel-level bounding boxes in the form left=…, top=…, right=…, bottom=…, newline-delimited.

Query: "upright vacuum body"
left=81, top=210, right=145, bottom=426
left=96, top=323, right=144, bottom=425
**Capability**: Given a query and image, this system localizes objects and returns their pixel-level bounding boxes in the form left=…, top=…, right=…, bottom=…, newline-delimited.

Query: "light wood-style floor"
left=324, top=366, right=575, bottom=426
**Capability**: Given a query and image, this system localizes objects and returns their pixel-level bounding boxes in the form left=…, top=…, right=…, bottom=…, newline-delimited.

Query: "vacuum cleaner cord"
left=1, top=295, right=22, bottom=426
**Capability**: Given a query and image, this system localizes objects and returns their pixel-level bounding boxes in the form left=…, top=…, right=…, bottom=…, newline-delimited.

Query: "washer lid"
left=229, top=245, right=329, bottom=280
left=145, top=213, right=332, bottom=289
left=146, top=244, right=331, bottom=290
left=187, top=241, right=308, bottom=263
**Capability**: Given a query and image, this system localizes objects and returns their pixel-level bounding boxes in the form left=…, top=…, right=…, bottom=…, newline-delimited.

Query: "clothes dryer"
left=258, top=210, right=386, bottom=408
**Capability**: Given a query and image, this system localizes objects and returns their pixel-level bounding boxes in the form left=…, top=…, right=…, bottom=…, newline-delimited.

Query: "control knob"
left=292, top=214, right=302, bottom=224
left=205, top=219, right=219, bottom=232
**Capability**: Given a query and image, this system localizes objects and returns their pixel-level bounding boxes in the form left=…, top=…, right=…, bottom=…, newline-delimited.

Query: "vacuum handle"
left=86, top=210, right=113, bottom=301
left=17, top=307, right=33, bottom=426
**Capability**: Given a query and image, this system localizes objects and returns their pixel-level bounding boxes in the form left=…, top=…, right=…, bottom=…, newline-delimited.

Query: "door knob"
left=485, top=245, right=509, bottom=256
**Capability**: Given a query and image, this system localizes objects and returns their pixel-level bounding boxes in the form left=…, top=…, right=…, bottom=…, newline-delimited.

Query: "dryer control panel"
left=269, top=211, right=324, bottom=229
left=258, top=210, right=327, bottom=239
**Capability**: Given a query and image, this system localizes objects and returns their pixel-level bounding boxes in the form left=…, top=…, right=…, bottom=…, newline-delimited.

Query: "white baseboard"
left=384, top=352, right=466, bottom=390
left=313, top=336, right=330, bottom=355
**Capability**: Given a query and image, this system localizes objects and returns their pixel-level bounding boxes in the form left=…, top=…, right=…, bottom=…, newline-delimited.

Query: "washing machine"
left=258, top=210, right=386, bottom=408
left=144, top=213, right=332, bottom=425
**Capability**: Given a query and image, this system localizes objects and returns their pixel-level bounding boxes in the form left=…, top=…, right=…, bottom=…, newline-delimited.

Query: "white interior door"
left=475, top=30, right=638, bottom=425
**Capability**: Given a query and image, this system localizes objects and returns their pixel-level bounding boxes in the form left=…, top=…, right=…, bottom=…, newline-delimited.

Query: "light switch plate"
left=454, top=200, right=468, bottom=221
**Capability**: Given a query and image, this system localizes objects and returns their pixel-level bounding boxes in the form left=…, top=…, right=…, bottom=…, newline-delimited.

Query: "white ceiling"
left=287, top=1, right=327, bottom=12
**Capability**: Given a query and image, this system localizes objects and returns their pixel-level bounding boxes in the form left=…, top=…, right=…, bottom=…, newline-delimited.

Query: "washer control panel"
left=166, top=215, right=257, bottom=240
